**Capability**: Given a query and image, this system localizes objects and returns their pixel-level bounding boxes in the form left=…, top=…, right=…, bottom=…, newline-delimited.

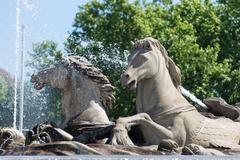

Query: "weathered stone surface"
left=88, top=144, right=164, bottom=155
left=203, top=97, right=240, bottom=120
left=182, top=143, right=225, bottom=156
left=2, top=141, right=102, bottom=156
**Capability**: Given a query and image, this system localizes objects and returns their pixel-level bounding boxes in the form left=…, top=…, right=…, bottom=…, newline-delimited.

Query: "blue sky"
left=0, top=0, right=89, bottom=74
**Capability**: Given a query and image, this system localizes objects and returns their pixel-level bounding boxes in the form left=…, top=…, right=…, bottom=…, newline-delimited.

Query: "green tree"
left=161, top=0, right=231, bottom=100
left=216, top=0, right=240, bottom=103
left=0, top=68, right=14, bottom=127
left=27, top=40, right=62, bottom=70
left=0, top=74, right=8, bottom=103
left=66, top=0, right=152, bottom=53
left=218, top=0, right=240, bottom=62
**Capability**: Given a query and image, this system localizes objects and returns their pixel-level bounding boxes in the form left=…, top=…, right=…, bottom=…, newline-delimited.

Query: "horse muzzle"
left=31, top=74, right=46, bottom=90
left=31, top=74, right=38, bottom=83
left=121, top=74, right=137, bottom=90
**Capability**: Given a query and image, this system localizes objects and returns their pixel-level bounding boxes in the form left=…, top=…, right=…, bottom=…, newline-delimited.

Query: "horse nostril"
left=31, top=74, right=39, bottom=82
left=125, top=74, right=130, bottom=79
left=31, top=74, right=35, bottom=80
left=121, top=74, right=130, bottom=83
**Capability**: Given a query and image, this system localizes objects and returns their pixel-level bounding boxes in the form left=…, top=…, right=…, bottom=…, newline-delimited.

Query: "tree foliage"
left=27, top=40, right=62, bottom=71
left=0, top=69, right=10, bottom=103
left=0, top=68, right=14, bottom=127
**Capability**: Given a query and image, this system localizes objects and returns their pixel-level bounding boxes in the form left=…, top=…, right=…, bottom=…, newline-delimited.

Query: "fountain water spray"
left=13, top=0, right=21, bottom=129
left=180, top=86, right=207, bottom=108
left=19, top=25, right=25, bottom=132
left=14, top=0, right=25, bottom=132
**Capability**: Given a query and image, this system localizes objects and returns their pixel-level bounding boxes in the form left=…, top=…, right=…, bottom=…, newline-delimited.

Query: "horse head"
left=122, top=37, right=181, bottom=90
left=31, top=60, right=70, bottom=90
left=31, top=56, right=115, bottom=127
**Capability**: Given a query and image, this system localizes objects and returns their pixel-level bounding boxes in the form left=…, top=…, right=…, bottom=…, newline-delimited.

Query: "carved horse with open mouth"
left=111, top=37, right=240, bottom=150
left=31, top=56, right=115, bottom=130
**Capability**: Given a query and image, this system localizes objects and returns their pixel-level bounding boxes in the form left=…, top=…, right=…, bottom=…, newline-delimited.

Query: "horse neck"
left=136, top=58, right=194, bottom=117
left=61, top=74, right=110, bottom=124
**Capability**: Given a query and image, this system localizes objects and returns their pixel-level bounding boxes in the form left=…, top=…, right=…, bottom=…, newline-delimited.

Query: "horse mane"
left=60, top=55, right=115, bottom=111
left=133, top=37, right=181, bottom=89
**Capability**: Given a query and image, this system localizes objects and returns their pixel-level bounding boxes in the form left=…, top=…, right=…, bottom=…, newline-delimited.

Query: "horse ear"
left=167, top=57, right=181, bottom=89
left=130, top=41, right=135, bottom=50
left=60, top=57, right=70, bottom=67
left=130, top=41, right=135, bottom=46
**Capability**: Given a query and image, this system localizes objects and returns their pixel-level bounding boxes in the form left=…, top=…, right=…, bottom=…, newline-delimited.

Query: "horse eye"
left=141, top=54, right=148, bottom=61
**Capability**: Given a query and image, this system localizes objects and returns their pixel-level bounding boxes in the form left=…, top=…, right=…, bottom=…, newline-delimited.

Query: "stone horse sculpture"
left=111, top=37, right=240, bottom=150
left=31, top=56, right=115, bottom=129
